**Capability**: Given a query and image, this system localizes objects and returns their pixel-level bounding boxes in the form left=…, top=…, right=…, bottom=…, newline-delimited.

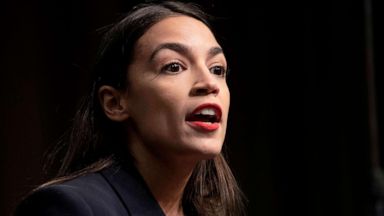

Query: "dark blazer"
left=14, top=163, right=166, bottom=216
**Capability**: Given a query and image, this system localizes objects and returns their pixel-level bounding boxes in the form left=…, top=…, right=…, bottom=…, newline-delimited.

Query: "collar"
left=101, top=163, right=166, bottom=216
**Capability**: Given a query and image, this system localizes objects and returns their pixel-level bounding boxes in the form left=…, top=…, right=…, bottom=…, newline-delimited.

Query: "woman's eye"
left=161, top=62, right=184, bottom=74
left=210, top=65, right=227, bottom=77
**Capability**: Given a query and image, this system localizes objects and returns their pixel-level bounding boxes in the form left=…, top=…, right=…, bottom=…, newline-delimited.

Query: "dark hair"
left=43, top=1, right=246, bottom=215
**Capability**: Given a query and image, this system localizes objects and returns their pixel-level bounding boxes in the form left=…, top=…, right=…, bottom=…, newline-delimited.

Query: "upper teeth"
left=196, top=108, right=216, bottom=116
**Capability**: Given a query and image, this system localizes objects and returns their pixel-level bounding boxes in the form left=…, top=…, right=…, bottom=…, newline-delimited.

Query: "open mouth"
left=186, top=108, right=220, bottom=123
left=185, top=104, right=222, bottom=131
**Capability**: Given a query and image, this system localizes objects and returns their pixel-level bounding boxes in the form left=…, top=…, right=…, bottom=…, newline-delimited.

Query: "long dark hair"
left=43, top=1, right=246, bottom=215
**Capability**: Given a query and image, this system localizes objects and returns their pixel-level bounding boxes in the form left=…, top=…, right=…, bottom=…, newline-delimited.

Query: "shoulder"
left=14, top=163, right=165, bottom=216
left=14, top=183, right=93, bottom=216
left=14, top=171, right=127, bottom=216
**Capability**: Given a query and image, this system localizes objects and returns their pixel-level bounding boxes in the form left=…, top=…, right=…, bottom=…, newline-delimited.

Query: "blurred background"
left=1, top=0, right=383, bottom=215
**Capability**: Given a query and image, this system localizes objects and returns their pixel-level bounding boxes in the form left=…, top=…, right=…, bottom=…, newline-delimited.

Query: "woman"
left=14, top=1, right=246, bottom=215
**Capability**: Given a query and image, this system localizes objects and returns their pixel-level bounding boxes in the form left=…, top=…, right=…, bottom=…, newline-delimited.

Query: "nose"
left=190, top=67, right=220, bottom=96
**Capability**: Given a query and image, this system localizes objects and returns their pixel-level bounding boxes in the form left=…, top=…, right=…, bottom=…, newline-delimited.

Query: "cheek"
left=142, top=77, right=189, bottom=107
left=221, top=84, right=230, bottom=112
left=128, top=81, right=186, bottom=124
left=128, top=90, right=186, bottom=147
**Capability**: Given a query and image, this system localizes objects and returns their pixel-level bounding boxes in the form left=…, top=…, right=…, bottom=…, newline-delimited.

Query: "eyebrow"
left=149, top=42, right=224, bottom=61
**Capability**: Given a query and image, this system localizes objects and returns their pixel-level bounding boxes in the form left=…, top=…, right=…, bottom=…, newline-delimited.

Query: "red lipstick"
left=186, top=103, right=222, bottom=132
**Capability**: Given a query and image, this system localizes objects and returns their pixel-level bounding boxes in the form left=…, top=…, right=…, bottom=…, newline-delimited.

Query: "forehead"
left=135, top=15, right=220, bottom=53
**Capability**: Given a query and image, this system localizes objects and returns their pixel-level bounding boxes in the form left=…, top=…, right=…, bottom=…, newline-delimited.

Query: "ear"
left=98, top=85, right=130, bottom=122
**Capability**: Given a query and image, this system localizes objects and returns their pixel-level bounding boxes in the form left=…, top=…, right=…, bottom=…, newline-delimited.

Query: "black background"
left=1, top=0, right=382, bottom=215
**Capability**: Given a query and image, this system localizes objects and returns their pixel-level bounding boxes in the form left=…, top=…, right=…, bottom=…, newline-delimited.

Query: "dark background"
left=1, top=0, right=382, bottom=215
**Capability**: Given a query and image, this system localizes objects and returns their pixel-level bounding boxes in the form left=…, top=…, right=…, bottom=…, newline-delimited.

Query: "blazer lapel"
left=101, top=163, right=165, bottom=216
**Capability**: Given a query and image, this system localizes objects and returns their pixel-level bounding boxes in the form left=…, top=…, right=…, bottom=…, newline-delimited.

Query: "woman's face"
left=124, top=15, right=230, bottom=161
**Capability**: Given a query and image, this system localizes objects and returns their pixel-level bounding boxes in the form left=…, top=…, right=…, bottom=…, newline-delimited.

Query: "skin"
left=99, top=15, right=230, bottom=216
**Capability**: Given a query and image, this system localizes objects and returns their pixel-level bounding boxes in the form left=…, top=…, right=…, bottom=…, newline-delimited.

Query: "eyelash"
left=161, top=62, right=227, bottom=77
left=210, top=65, right=227, bottom=77
left=161, top=62, right=186, bottom=74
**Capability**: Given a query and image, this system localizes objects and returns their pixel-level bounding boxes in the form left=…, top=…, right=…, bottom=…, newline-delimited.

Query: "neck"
left=131, top=144, right=198, bottom=216
left=142, top=162, right=193, bottom=215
